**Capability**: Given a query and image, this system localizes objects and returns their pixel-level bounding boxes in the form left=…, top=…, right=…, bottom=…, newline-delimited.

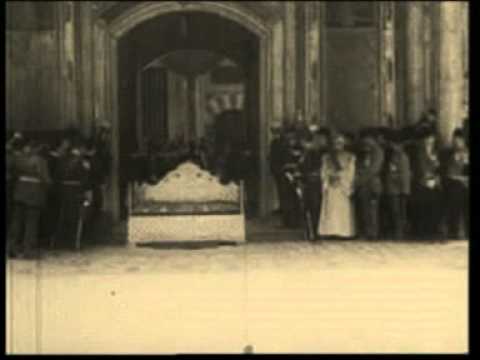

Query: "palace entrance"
left=93, top=2, right=283, bottom=228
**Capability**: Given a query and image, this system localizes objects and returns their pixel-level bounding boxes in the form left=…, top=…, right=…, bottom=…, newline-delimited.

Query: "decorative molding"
left=108, top=1, right=269, bottom=38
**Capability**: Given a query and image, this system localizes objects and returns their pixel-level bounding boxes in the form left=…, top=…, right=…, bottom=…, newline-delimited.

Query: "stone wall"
left=6, top=2, right=61, bottom=131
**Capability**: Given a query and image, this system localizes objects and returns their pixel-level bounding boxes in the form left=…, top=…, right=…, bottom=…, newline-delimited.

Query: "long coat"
left=13, top=153, right=51, bottom=208
left=385, top=146, right=411, bottom=195
left=415, top=146, right=441, bottom=188
left=318, top=151, right=356, bottom=237
left=355, top=143, right=384, bottom=195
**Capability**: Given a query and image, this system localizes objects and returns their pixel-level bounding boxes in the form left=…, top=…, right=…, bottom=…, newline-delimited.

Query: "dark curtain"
left=214, top=110, right=246, bottom=154
left=142, top=68, right=169, bottom=148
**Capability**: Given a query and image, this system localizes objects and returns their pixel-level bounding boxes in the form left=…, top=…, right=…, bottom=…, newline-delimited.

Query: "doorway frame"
left=94, top=1, right=279, bottom=223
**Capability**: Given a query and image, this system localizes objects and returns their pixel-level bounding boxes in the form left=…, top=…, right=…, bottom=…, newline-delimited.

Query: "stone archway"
left=93, top=1, right=282, bottom=224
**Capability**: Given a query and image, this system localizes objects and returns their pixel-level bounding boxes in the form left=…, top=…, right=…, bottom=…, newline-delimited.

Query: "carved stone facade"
left=6, top=1, right=469, bottom=224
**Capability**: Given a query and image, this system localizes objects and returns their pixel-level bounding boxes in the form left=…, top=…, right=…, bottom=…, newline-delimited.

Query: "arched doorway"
left=94, top=1, right=279, bottom=226
left=118, top=11, right=260, bottom=219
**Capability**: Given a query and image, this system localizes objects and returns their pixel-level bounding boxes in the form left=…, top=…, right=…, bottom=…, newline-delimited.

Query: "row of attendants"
left=269, top=110, right=469, bottom=240
left=6, top=126, right=112, bottom=259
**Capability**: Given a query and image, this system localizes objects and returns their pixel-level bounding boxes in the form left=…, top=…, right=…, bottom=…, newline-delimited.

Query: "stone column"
left=462, top=2, right=469, bottom=118
left=77, top=1, right=94, bottom=135
left=57, top=1, right=78, bottom=129
left=436, top=2, right=464, bottom=146
left=319, top=3, right=328, bottom=125
left=405, top=2, right=425, bottom=124
left=93, top=20, right=107, bottom=125
left=379, top=1, right=396, bottom=127
left=295, top=2, right=306, bottom=119
left=272, top=21, right=284, bottom=124
left=284, top=2, right=296, bottom=123
left=423, top=2, right=434, bottom=109
left=304, top=1, right=322, bottom=124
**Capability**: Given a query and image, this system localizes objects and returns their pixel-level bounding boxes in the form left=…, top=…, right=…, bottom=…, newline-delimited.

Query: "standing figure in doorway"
left=318, top=133, right=356, bottom=238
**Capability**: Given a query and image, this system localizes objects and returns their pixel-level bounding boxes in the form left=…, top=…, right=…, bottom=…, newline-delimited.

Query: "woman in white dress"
left=318, top=133, right=356, bottom=238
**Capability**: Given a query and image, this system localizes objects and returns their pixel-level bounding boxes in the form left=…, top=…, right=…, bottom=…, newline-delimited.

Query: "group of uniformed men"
left=6, top=110, right=469, bottom=258
left=270, top=109, right=469, bottom=240
left=6, top=125, right=111, bottom=259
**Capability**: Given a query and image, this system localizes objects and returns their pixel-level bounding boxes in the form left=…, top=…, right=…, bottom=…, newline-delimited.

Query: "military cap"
left=453, top=127, right=465, bottom=139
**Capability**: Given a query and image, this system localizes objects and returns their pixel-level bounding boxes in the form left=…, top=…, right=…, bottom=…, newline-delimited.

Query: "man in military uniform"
left=417, top=108, right=438, bottom=134
left=411, top=130, right=442, bottom=239
left=281, top=128, right=304, bottom=228
left=384, top=131, right=411, bottom=239
left=441, top=129, right=469, bottom=239
left=355, top=130, right=385, bottom=240
left=269, top=122, right=287, bottom=215
left=299, top=126, right=329, bottom=236
left=43, top=134, right=72, bottom=246
left=83, top=139, right=104, bottom=244
left=6, top=132, right=24, bottom=228
left=55, top=138, right=91, bottom=249
left=8, top=140, right=52, bottom=259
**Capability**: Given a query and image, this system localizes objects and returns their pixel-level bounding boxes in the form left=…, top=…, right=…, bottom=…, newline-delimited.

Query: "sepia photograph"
left=5, top=1, right=469, bottom=354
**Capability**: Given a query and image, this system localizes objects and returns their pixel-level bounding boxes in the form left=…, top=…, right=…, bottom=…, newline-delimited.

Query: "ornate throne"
left=128, top=161, right=246, bottom=243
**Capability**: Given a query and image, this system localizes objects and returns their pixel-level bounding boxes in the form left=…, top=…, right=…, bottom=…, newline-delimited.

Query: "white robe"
left=318, top=152, right=356, bottom=237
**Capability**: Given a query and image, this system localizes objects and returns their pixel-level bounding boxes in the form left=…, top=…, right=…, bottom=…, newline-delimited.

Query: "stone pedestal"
left=436, top=2, right=464, bottom=146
